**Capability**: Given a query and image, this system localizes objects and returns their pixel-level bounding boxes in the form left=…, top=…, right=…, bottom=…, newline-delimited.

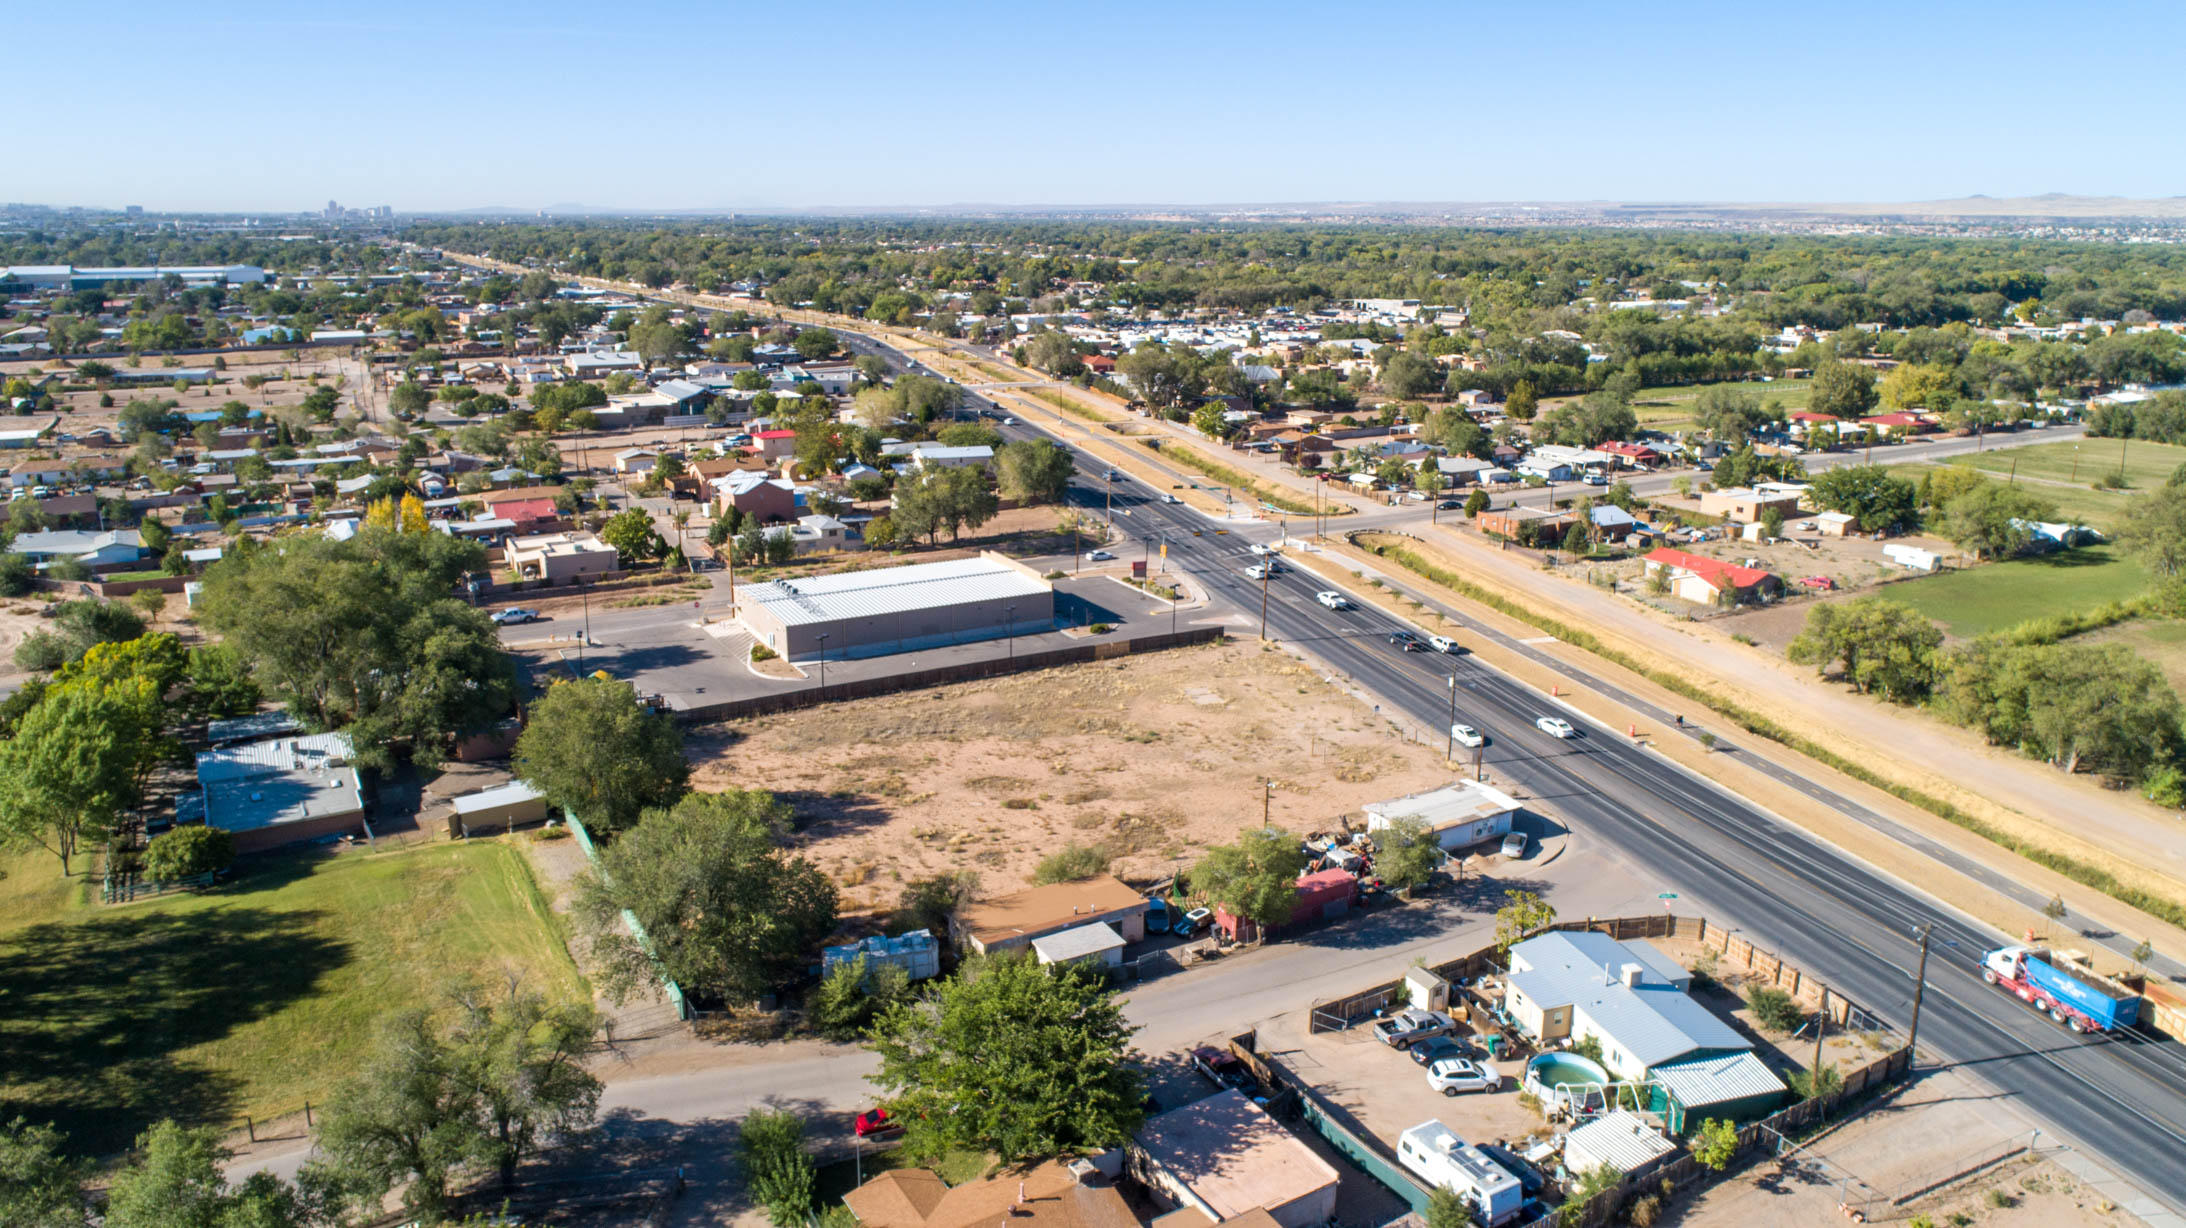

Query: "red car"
left=1801, top=576, right=1837, bottom=591
left=854, top=1109, right=902, bottom=1139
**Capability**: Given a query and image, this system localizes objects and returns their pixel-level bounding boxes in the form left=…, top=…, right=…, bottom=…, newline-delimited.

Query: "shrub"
left=807, top=954, right=910, bottom=1041
left=1745, top=985, right=1806, bottom=1032
left=1629, top=1193, right=1663, bottom=1227
left=1692, top=1117, right=1739, bottom=1170
left=1034, top=842, right=1111, bottom=885
left=1570, top=1034, right=1605, bottom=1064
left=141, top=824, right=235, bottom=884
left=1088, top=622, right=1114, bottom=633
left=738, top=1108, right=816, bottom=1227
left=750, top=643, right=778, bottom=662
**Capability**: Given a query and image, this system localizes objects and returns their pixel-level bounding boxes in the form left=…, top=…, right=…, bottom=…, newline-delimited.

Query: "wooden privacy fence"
left=671, top=626, right=1224, bottom=724
left=1309, top=914, right=1877, bottom=1033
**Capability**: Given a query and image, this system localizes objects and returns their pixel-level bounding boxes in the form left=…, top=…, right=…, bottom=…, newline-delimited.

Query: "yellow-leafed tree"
left=365, top=493, right=431, bottom=533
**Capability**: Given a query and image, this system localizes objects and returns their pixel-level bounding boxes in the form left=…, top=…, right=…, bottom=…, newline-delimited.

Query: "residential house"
left=565, top=350, right=643, bottom=380
left=1362, top=781, right=1523, bottom=852
left=1213, top=869, right=1356, bottom=942
left=506, top=530, right=618, bottom=581
left=1431, top=455, right=1495, bottom=485
left=10, top=528, right=143, bottom=569
left=1588, top=504, right=1638, bottom=541
left=843, top=1160, right=1136, bottom=1228
left=711, top=468, right=798, bottom=523
left=1475, top=506, right=1574, bottom=542
left=912, top=444, right=995, bottom=470
left=1130, top=1090, right=1340, bottom=1228
left=749, top=428, right=798, bottom=462
left=1641, top=548, right=1780, bottom=605
left=613, top=448, right=659, bottom=475
left=195, top=732, right=366, bottom=855
left=480, top=486, right=566, bottom=533
left=1598, top=441, right=1663, bottom=469
left=1696, top=487, right=1800, bottom=525
left=952, top=873, right=1148, bottom=956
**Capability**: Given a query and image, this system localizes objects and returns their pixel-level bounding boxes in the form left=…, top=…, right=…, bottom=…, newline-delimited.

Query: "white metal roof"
left=1031, top=921, right=1126, bottom=963
left=1565, top=1110, right=1675, bottom=1175
left=451, top=780, right=545, bottom=815
left=1649, top=1051, right=1787, bottom=1107
left=740, top=556, right=1050, bottom=628
left=1364, top=781, right=1522, bottom=831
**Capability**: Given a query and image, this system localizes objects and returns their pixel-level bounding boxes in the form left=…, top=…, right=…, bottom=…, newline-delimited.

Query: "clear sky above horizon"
left=17, top=0, right=2185, bottom=213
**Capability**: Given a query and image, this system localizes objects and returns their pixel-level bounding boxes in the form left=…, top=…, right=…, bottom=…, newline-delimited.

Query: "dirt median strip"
left=1282, top=537, right=2186, bottom=966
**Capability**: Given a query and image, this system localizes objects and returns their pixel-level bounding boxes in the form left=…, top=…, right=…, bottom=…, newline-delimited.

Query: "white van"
left=1428, top=634, right=1459, bottom=654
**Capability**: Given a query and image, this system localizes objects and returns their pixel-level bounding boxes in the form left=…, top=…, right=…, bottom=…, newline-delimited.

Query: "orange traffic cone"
left=1628, top=723, right=1638, bottom=738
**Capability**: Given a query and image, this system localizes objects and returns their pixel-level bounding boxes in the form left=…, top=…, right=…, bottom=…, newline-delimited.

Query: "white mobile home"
left=1396, top=1122, right=1523, bottom=1227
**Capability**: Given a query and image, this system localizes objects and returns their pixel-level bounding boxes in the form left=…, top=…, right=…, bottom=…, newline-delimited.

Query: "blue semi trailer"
left=1981, top=945, right=2142, bottom=1033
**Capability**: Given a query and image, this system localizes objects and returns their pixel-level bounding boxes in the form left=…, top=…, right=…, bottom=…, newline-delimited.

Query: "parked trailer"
left=1981, top=946, right=2142, bottom=1033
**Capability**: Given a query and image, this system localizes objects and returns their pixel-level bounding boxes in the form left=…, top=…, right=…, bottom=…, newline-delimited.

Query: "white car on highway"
left=1086, top=550, right=1115, bottom=561
left=1161, top=494, right=1182, bottom=504
left=1245, top=564, right=1271, bottom=581
left=1316, top=591, right=1351, bottom=610
left=1536, top=716, right=1577, bottom=739
left=1451, top=724, right=1484, bottom=748
left=1249, top=543, right=1280, bottom=556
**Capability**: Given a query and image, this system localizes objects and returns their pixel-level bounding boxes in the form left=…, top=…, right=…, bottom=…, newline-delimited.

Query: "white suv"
left=1316, top=591, right=1351, bottom=610
left=1425, top=1057, right=1502, bottom=1096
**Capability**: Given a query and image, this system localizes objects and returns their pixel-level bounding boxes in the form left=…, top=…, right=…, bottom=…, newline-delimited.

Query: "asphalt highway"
left=828, top=329, right=2186, bottom=1215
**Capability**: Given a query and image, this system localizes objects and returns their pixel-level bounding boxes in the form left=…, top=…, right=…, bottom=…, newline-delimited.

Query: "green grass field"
left=1900, top=438, right=2186, bottom=533
left=1544, top=376, right=1812, bottom=431
left=0, top=839, right=582, bottom=1154
left=1882, top=543, right=2149, bottom=637
left=2088, top=619, right=2186, bottom=695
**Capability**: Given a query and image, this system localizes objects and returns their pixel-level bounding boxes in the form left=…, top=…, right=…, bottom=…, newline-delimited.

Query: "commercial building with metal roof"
left=735, top=551, right=1053, bottom=660
left=1504, top=931, right=1749, bottom=1080
left=1362, top=780, right=1522, bottom=851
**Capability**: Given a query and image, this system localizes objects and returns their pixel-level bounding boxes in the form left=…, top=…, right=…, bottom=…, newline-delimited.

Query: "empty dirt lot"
left=685, top=638, right=1456, bottom=916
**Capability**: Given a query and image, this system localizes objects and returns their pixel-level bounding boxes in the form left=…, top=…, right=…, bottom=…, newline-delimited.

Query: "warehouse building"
left=0, top=263, right=268, bottom=291
left=735, top=551, right=1053, bottom=661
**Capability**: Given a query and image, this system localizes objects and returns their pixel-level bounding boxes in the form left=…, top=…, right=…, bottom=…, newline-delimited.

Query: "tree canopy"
left=1190, top=828, right=1307, bottom=930
left=513, top=676, right=689, bottom=835
left=868, top=954, right=1145, bottom=1165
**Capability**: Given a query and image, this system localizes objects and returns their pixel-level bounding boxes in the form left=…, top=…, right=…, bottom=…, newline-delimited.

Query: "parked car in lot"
left=1535, top=716, right=1576, bottom=738
left=1086, top=549, right=1115, bottom=561
left=1500, top=832, right=1529, bottom=858
left=491, top=607, right=540, bottom=625
left=1425, top=1057, right=1502, bottom=1095
left=1372, top=1009, right=1455, bottom=1050
left=1451, top=724, right=1485, bottom=748
left=1173, top=906, right=1213, bottom=936
left=1407, top=1035, right=1472, bottom=1067
left=1316, top=591, right=1352, bottom=610
left=1145, top=895, right=1170, bottom=932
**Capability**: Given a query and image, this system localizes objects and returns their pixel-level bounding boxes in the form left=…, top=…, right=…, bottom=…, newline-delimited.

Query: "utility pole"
left=579, top=576, right=591, bottom=663
left=1262, top=779, right=1273, bottom=830
left=1908, top=923, right=1933, bottom=1058
left=1812, top=986, right=1829, bottom=1078
left=1445, top=673, right=1459, bottom=761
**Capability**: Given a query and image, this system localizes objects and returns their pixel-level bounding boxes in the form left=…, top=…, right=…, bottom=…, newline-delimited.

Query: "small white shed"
left=1883, top=543, right=1939, bottom=571
left=1563, top=1110, right=1676, bottom=1177
left=1031, top=921, right=1127, bottom=970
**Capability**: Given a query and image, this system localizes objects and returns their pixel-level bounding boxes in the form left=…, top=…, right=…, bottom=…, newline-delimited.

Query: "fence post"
left=245, top=1115, right=255, bottom=1143
left=304, top=1101, right=312, bottom=1128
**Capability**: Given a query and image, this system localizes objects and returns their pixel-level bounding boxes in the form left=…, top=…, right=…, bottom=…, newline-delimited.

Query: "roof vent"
left=1621, top=962, right=1644, bottom=988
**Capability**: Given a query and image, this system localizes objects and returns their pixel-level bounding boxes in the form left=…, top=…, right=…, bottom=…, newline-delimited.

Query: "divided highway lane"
left=1111, top=493, right=2186, bottom=1214
left=834, top=325, right=2186, bottom=1210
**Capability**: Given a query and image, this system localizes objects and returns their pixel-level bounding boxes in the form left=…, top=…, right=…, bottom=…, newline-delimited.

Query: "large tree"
left=0, top=678, right=137, bottom=875
left=598, top=508, right=665, bottom=566
left=0, top=1117, right=85, bottom=1228
left=104, top=1120, right=303, bottom=1228
left=513, top=676, right=689, bottom=835
left=1931, top=481, right=2055, bottom=560
left=194, top=527, right=514, bottom=767
left=2117, top=485, right=2186, bottom=579
left=1190, top=828, right=1308, bottom=931
left=868, top=954, right=1144, bottom=1164
left=578, top=790, right=836, bottom=1004
left=1808, top=359, right=1879, bottom=420
left=1806, top=464, right=1916, bottom=532
left=305, top=985, right=599, bottom=1222
left=995, top=438, right=1075, bottom=505
left=1786, top=596, right=1943, bottom=702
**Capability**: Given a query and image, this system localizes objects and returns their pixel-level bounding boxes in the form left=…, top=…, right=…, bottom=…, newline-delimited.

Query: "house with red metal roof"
left=1642, top=547, right=1780, bottom=606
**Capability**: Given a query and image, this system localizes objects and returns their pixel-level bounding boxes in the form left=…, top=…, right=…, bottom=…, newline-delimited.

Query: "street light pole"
left=579, top=576, right=591, bottom=663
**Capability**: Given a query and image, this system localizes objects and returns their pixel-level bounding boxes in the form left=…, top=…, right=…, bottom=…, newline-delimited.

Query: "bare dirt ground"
left=1670, top=1065, right=2133, bottom=1227
left=685, top=638, right=1455, bottom=917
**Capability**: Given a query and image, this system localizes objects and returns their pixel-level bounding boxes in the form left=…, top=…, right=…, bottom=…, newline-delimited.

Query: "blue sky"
left=16, top=1, right=2184, bottom=212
